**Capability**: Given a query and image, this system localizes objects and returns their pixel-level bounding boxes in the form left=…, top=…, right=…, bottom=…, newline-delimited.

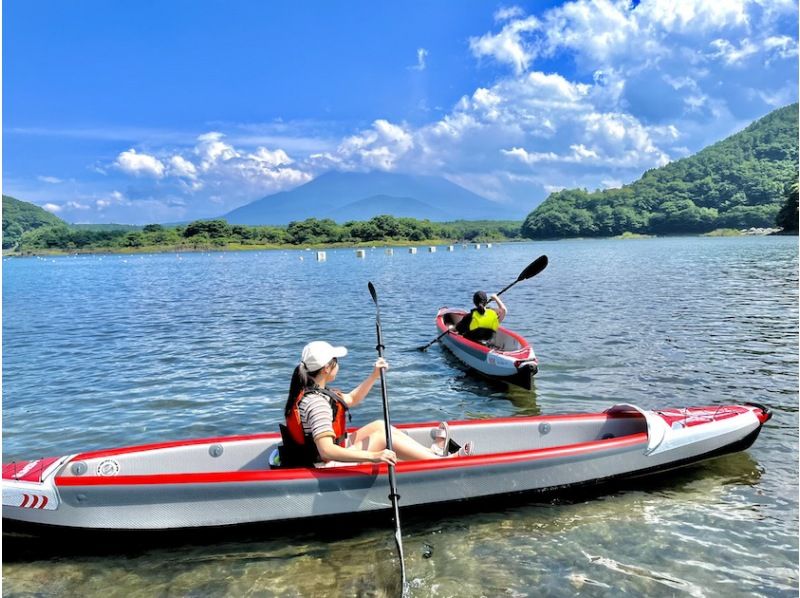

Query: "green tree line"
left=12, top=216, right=524, bottom=253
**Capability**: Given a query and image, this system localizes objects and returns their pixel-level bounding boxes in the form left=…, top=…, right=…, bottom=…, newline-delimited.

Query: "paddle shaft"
left=369, top=284, right=408, bottom=594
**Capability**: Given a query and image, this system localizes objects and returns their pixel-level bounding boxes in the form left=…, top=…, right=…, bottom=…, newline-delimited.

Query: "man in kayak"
left=280, top=341, right=473, bottom=467
left=454, top=290, right=507, bottom=344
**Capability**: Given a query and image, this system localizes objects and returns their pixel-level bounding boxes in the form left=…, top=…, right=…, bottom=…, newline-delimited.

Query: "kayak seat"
left=272, top=424, right=317, bottom=469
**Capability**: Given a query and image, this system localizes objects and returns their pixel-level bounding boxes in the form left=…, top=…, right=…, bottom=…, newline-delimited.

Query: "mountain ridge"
left=224, top=171, right=521, bottom=224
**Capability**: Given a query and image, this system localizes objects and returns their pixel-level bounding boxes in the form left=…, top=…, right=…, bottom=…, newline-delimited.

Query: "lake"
left=3, top=236, right=798, bottom=597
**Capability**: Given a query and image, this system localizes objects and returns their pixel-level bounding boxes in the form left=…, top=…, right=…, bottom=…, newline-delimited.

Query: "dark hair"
left=284, top=362, right=325, bottom=416
left=473, top=291, right=488, bottom=315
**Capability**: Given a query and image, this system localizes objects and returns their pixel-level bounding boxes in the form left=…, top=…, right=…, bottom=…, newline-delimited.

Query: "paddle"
left=367, top=281, right=408, bottom=596
left=415, top=254, right=549, bottom=351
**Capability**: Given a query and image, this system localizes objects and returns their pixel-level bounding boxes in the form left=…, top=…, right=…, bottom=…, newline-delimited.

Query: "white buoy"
left=356, top=249, right=366, bottom=258
left=428, top=246, right=436, bottom=253
left=448, top=245, right=455, bottom=252
left=486, top=243, right=492, bottom=248
left=316, top=251, right=327, bottom=261
left=385, top=248, right=394, bottom=255
left=474, top=243, right=481, bottom=249
left=409, top=247, right=417, bottom=254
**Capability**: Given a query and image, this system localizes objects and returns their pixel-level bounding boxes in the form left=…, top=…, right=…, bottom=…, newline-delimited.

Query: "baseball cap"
left=301, top=341, right=348, bottom=371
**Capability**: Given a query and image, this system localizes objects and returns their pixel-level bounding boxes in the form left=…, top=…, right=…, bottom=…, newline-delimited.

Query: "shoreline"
left=3, top=229, right=794, bottom=259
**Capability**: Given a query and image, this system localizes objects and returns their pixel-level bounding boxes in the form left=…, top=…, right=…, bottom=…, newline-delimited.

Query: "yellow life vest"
left=469, top=308, right=499, bottom=331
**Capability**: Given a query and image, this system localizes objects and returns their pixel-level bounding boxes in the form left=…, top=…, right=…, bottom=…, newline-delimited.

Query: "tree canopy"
left=2, top=195, right=65, bottom=249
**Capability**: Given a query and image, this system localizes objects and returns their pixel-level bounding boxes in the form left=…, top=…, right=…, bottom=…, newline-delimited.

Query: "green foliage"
left=522, top=103, right=799, bottom=239
left=10, top=214, right=523, bottom=254
left=776, top=181, right=798, bottom=232
left=2, top=195, right=65, bottom=249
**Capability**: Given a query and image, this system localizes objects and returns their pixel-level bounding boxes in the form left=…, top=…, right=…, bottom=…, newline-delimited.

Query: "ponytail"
left=284, top=362, right=324, bottom=416
left=476, top=304, right=486, bottom=315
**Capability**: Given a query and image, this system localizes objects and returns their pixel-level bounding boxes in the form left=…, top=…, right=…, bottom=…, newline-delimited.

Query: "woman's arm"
left=315, top=435, right=396, bottom=465
left=341, top=358, right=387, bottom=407
left=491, top=294, right=507, bottom=322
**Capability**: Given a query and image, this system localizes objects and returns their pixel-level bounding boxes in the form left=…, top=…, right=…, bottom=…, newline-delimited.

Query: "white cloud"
left=37, top=175, right=62, bottom=184
left=247, top=147, right=293, bottom=167
left=333, top=119, right=414, bottom=171
left=115, top=149, right=165, bottom=178
left=709, top=38, right=759, bottom=64
left=495, top=6, right=526, bottom=22
left=409, top=48, right=428, bottom=71
left=42, top=203, right=62, bottom=213
left=196, top=132, right=239, bottom=170
left=168, top=155, right=198, bottom=178
left=469, top=15, right=540, bottom=74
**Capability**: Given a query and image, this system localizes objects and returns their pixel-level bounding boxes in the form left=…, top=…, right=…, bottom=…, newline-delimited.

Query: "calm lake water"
left=3, top=237, right=798, bottom=597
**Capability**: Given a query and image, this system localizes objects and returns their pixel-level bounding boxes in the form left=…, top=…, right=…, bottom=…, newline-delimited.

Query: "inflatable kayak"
left=2, top=403, right=770, bottom=532
left=436, top=307, right=538, bottom=389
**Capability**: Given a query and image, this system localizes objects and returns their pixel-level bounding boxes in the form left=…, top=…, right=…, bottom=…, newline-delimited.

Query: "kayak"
left=436, top=307, right=538, bottom=389
left=2, top=402, right=770, bottom=532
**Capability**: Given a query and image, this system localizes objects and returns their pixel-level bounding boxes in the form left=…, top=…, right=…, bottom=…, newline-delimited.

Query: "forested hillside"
left=2, top=195, right=65, bottom=249
left=522, top=103, right=798, bottom=238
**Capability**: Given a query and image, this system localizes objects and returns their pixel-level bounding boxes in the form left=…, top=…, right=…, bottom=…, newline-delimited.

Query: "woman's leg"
left=348, top=420, right=438, bottom=461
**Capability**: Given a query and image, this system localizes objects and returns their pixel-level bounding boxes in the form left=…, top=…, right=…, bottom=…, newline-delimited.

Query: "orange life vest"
left=281, top=386, right=350, bottom=465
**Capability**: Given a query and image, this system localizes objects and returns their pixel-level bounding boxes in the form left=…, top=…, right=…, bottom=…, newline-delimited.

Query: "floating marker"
left=486, top=243, right=492, bottom=248
left=409, top=247, right=417, bottom=254
left=316, top=251, right=327, bottom=261
left=385, top=248, right=394, bottom=255
left=474, top=244, right=481, bottom=249
left=428, top=246, right=436, bottom=253
left=448, top=245, right=455, bottom=251
left=356, top=249, right=366, bottom=258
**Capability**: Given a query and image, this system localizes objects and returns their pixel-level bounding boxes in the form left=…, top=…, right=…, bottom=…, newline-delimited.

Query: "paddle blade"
left=517, top=255, right=548, bottom=281
left=368, top=281, right=378, bottom=305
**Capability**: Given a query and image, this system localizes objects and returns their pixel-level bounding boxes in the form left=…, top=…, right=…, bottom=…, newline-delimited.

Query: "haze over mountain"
left=223, top=171, right=523, bottom=224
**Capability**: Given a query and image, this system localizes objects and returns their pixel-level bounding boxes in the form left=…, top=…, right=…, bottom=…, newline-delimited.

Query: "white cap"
left=300, top=341, right=348, bottom=371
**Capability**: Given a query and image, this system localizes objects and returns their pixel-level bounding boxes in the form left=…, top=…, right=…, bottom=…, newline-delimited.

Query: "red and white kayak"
left=2, top=403, right=770, bottom=532
left=436, top=307, right=538, bottom=389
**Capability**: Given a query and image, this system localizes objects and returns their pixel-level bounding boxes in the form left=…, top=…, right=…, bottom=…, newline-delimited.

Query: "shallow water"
left=3, top=237, right=798, bottom=596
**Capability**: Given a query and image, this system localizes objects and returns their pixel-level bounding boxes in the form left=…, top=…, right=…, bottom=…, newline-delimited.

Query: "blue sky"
left=4, top=0, right=798, bottom=224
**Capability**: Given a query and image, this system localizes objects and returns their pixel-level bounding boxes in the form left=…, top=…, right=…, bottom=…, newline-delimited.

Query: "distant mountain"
left=224, top=171, right=521, bottom=224
left=326, top=194, right=452, bottom=221
left=2, top=195, right=65, bottom=249
left=522, top=103, right=799, bottom=238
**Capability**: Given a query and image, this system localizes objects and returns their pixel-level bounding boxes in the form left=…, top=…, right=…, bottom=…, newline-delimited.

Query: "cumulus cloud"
left=37, top=175, right=62, bottom=184
left=115, top=149, right=166, bottom=178
left=327, top=119, right=415, bottom=171
left=168, top=155, right=198, bottom=179
left=42, top=203, right=62, bottom=213
left=469, top=15, right=540, bottom=74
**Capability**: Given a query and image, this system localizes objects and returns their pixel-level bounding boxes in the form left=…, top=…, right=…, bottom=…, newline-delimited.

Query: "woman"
left=454, top=290, right=507, bottom=343
left=281, top=340, right=472, bottom=467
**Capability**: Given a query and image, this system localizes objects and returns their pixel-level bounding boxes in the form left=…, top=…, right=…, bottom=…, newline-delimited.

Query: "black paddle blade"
left=517, top=255, right=548, bottom=281
left=368, top=281, right=378, bottom=304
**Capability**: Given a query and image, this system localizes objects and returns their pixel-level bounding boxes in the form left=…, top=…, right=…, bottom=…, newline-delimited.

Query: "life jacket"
left=469, top=308, right=499, bottom=332
left=278, top=386, right=350, bottom=467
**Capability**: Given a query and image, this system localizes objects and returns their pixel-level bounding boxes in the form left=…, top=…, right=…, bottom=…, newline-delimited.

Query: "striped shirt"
left=297, top=390, right=336, bottom=440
